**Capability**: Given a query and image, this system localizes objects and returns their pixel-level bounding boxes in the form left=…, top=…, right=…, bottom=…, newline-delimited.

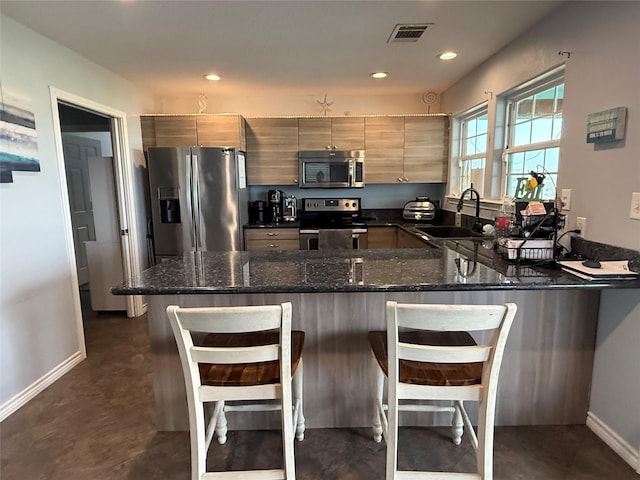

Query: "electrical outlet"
left=576, top=216, right=587, bottom=237
left=630, top=192, right=640, bottom=220
left=560, top=189, right=571, bottom=211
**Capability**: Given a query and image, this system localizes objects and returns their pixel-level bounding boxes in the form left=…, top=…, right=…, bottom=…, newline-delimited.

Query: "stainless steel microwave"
left=298, top=150, right=365, bottom=188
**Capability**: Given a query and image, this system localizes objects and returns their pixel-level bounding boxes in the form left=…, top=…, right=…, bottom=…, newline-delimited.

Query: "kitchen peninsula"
left=112, top=246, right=640, bottom=432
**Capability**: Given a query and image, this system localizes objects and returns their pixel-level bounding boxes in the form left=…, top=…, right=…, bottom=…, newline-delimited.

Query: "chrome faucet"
left=457, top=184, right=483, bottom=233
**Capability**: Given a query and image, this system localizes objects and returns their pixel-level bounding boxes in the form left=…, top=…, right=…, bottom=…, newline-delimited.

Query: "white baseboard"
left=587, top=411, right=640, bottom=474
left=0, top=351, right=85, bottom=422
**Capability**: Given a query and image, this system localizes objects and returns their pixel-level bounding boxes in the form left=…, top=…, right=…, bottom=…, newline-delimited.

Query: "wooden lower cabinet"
left=245, top=228, right=300, bottom=251
left=396, top=228, right=430, bottom=248
left=367, top=227, right=397, bottom=249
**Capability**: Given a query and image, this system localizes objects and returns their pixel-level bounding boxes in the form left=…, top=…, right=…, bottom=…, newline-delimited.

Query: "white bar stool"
left=369, top=301, right=517, bottom=480
left=167, top=302, right=305, bottom=480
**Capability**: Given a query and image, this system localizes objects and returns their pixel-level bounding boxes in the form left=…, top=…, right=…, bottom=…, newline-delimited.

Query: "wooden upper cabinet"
left=140, top=117, right=156, bottom=153
left=298, top=118, right=331, bottom=150
left=298, top=117, right=364, bottom=151
left=364, top=117, right=404, bottom=183
left=245, top=118, right=299, bottom=185
left=141, top=114, right=246, bottom=151
left=153, top=116, right=197, bottom=147
left=331, top=117, right=364, bottom=150
left=196, top=115, right=246, bottom=150
left=403, top=116, right=449, bottom=183
left=141, top=114, right=448, bottom=185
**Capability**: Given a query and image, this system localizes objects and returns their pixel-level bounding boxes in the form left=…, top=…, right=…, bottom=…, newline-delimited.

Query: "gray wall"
left=441, top=2, right=640, bottom=469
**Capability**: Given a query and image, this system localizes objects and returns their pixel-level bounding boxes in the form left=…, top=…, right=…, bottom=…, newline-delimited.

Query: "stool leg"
left=452, top=401, right=464, bottom=445
left=215, top=401, right=227, bottom=445
left=293, top=358, right=305, bottom=441
left=372, top=357, right=385, bottom=443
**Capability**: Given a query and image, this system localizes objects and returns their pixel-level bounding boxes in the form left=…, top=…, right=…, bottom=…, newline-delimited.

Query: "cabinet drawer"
left=245, top=239, right=300, bottom=251
left=245, top=228, right=299, bottom=241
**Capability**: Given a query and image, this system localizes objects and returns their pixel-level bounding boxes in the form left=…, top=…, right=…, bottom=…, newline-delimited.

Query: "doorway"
left=50, top=88, right=144, bottom=357
left=59, top=104, right=128, bottom=317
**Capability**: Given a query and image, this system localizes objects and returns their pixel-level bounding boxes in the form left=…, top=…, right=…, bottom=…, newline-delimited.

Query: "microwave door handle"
left=348, top=161, right=354, bottom=187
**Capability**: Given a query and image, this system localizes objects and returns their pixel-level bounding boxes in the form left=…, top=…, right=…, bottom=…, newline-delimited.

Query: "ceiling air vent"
left=387, top=23, right=432, bottom=43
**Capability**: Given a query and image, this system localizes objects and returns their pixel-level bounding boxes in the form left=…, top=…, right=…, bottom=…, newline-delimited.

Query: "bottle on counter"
left=494, top=202, right=513, bottom=238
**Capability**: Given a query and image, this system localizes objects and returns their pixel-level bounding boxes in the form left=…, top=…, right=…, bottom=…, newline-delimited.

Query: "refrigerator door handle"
left=191, top=154, right=201, bottom=250
left=186, top=154, right=197, bottom=249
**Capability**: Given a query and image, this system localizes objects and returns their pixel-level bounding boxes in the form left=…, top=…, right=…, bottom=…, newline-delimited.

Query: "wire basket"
left=496, top=238, right=554, bottom=261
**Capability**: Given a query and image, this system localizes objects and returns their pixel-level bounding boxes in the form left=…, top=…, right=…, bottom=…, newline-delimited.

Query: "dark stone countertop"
left=111, top=242, right=640, bottom=295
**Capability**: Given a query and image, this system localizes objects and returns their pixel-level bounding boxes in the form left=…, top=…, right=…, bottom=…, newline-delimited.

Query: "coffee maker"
left=283, top=195, right=297, bottom=222
left=267, top=189, right=284, bottom=223
left=248, top=200, right=266, bottom=225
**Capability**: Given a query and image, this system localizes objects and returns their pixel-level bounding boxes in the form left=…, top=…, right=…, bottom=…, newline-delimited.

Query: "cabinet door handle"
left=267, top=232, right=278, bottom=236
left=398, top=177, right=403, bottom=182
left=268, top=244, right=279, bottom=248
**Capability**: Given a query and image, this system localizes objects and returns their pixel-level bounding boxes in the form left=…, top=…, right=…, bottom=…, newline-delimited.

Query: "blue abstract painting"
left=0, top=86, right=40, bottom=183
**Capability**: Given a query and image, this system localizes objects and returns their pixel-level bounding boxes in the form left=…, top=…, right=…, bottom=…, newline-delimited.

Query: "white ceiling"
left=1, top=0, right=562, bottom=98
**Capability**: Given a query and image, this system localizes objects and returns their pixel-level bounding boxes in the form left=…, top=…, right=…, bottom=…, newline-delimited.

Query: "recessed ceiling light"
left=438, top=51, right=457, bottom=60
left=370, top=72, right=389, bottom=79
left=204, top=74, right=221, bottom=81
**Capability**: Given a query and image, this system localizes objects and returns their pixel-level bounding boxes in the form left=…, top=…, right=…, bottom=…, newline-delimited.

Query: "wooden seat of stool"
left=200, top=331, right=305, bottom=387
left=368, top=330, right=482, bottom=386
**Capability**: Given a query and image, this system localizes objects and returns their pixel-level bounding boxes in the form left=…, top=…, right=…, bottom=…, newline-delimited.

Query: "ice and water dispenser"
left=158, top=188, right=181, bottom=224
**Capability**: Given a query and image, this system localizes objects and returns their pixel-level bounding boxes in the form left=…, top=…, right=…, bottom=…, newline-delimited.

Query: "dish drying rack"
left=497, top=238, right=554, bottom=261
left=497, top=206, right=564, bottom=263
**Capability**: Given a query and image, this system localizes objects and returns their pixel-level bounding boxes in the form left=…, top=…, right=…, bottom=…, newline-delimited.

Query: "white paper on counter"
left=558, top=260, right=639, bottom=280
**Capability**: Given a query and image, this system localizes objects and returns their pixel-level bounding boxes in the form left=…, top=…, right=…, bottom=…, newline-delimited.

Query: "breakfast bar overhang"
left=112, top=248, right=640, bottom=432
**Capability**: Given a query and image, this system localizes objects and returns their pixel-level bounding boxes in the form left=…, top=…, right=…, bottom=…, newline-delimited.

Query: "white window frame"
left=450, top=103, right=488, bottom=197
left=502, top=69, right=565, bottom=200
left=459, top=107, right=488, bottom=196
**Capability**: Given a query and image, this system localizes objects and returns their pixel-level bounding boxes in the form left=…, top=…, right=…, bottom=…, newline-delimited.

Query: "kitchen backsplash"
left=247, top=183, right=446, bottom=210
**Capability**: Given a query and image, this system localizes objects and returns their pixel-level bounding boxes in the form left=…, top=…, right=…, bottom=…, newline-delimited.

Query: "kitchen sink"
left=416, top=225, right=483, bottom=238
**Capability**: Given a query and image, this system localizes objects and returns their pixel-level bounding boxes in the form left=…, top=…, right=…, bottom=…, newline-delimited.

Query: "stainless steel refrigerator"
left=147, top=147, right=247, bottom=263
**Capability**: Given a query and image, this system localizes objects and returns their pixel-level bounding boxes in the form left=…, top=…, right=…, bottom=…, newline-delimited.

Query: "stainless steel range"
left=299, top=198, right=368, bottom=250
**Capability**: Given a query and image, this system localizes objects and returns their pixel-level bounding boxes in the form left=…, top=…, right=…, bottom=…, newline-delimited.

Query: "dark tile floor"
left=1, top=296, right=637, bottom=480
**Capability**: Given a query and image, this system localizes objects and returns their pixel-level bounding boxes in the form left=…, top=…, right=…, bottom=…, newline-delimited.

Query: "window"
left=457, top=108, right=488, bottom=196
left=504, top=75, right=564, bottom=199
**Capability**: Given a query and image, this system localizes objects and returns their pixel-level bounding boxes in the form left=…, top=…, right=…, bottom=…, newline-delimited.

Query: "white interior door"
left=62, top=134, right=101, bottom=286
left=85, top=156, right=126, bottom=311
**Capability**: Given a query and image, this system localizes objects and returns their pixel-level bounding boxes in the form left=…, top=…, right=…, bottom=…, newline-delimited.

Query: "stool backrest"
left=386, top=301, right=517, bottom=399
left=167, top=303, right=293, bottom=397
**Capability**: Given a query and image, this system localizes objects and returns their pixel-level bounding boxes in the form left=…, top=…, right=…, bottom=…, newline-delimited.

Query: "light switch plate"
left=630, top=192, right=640, bottom=220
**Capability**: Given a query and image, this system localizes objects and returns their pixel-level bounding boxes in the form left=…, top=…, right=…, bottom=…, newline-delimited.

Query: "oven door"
left=299, top=228, right=368, bottom=250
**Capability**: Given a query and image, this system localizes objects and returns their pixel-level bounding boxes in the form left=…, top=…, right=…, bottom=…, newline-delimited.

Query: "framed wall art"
left=0, top=85, right=40, bottom=183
